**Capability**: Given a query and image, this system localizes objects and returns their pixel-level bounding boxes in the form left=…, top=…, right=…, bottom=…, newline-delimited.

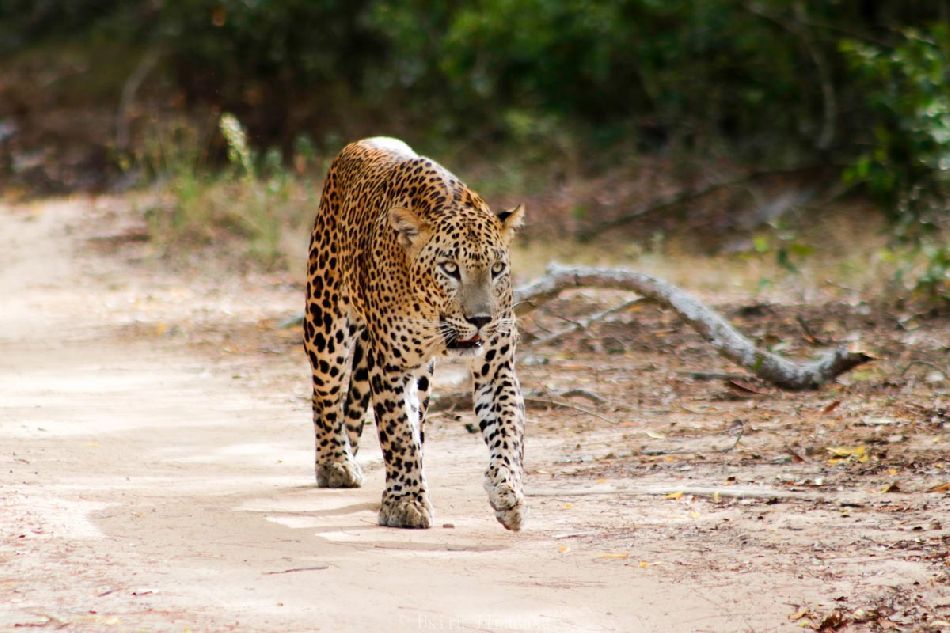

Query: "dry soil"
left=1, top=197, right=947, bottom=632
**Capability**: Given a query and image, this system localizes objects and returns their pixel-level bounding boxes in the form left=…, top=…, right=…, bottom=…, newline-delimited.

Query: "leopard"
left=304, top=137, right=526, bottom=530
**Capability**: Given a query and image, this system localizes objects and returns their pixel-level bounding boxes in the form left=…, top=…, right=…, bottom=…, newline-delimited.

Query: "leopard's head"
left=389, top=197, right=524, bottom=357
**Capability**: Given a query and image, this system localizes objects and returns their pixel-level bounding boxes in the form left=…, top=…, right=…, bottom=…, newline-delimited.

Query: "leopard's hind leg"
left=304, top=279, right=362, bottom=488
left=343, top=327, right=372, bottom=455
left=416, top=360, right=434, bottom=447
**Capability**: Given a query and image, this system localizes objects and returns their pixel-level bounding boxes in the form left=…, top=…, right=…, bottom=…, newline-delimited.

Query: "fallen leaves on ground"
left=826, top=445, right=869, bottom=464
left=788, top=607, right=847, bottom=631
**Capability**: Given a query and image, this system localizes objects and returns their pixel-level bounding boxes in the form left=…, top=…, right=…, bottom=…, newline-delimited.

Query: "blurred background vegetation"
left=0, top=0, right=946, bottom=304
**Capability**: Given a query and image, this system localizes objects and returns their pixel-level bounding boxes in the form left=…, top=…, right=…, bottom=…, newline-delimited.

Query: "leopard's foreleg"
left=471, top=317, right=525, bottom=530
left=370, top=355, right=433, bottom=529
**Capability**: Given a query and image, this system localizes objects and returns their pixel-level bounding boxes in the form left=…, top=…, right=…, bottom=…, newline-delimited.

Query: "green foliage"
left=2, top=0, right=946, bottom=287
left=0, top=0, right=127, bottom=55
left=841, top=26, right=950, bottom=240
left=841, top=26, right=949, bottom=305
left=752, top=232, right=816, bottom=275
left=4, top=1, right=945, bottom=160
left=878, top=242, right=950, bottom=308
left=371, top=0, right=820, bottom=152
left=916, top=243, right=950, bottom=305
left=154, top=1, right=383, bottom=106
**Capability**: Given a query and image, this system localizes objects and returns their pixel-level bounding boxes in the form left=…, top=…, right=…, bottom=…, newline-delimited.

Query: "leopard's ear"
left=389, top=206, right=430, bottom=251
left=496, top=204, right=525, bottom=242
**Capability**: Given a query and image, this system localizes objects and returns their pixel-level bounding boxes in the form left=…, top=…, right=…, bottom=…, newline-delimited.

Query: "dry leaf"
left=646, top=430, right=666, bottom=440
left=561, top=503, right=574, bottom=510
left=786, top=447, right=806, bottom=463
left=788, top=608, right=811, bottom=621
left=816, top=610, right=845, bottom=631
left=558, top=545, right=570, bottom=554
left=638, top=560, right=649, bottom=569
left=926, top=482, right=950, bottom=493
left=598, top=551, right=629, bottom=560
left=665, top=491, right=684, bottom=500
left=13, top=614, right=70, bottom=629
left=821, top=400, right=841, bottom=414
left=826, top=445, right=868, bottom=464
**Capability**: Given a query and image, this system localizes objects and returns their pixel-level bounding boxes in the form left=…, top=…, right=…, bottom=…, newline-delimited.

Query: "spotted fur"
left=304, top=137, right=526, bottom=530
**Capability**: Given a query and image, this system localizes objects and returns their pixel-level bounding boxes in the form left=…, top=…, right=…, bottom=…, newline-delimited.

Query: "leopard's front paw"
left=378, top=493, right=433, bottom=529
left=484, top=477, right=526, bottom=531
left=316, top=458, right=363, bottom=488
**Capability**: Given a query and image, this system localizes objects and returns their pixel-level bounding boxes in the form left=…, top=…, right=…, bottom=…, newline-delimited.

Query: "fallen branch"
left=899, top=359, right=948, bottom=377
left=429, top=392, right=472, bottom=413
left=678, top=370, right=752, bottom=381
left=558, top=388, right=606, bottom=404
left=431, top=388, right=612, bottom=416
left=262, top=564, right=330, bottom=575
left=515, top=263, right=871, bottom=390
left=529, top=484, right=869, bottom=507
left=577, top=165, right=816, bottom=240
left=523, top=396, right=620, bottom=424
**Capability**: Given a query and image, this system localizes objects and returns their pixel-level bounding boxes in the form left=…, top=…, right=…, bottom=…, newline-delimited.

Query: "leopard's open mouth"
left=447, top=334, right=483, bottom=350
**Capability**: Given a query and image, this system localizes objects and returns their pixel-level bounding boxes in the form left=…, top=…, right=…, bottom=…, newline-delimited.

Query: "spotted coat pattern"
left=304, top=137, right=526, bottom=530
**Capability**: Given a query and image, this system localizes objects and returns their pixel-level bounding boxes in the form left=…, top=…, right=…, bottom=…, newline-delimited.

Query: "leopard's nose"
left=465, top=315, right=491, bottom=330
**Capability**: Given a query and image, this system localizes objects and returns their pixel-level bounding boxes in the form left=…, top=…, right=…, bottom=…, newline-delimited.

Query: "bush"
left=2, top=0, right=945, bottom=292
left=841, top=26, right=949, bottom=306
left=841, top=26, right=949, bottom=239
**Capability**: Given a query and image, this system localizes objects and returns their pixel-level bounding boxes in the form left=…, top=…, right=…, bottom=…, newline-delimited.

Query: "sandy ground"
left=0, top=196, right=946, bottom=632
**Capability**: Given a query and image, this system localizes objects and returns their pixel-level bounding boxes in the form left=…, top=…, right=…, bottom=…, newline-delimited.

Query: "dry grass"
left=144, top=174, right=317, bottom=272
left=136, top=116, right=944, bottom=309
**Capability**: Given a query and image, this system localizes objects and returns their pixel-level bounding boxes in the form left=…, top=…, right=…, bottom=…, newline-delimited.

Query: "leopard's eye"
left=440, top=261, right=460, bottom=278
left=491, top=261, right=506, bottom=277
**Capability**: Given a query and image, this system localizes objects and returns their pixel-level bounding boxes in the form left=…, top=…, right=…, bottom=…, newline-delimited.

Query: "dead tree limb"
left=515, top=263, right=871, bottom=390
left=432, top=388, right=610, bottom=415
left=577, top=176, right=749, bottom=240
left=577, top=165, right=818, bottom=240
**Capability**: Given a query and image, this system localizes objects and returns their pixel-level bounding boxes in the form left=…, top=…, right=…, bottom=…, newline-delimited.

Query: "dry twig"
left=528, top=298, right=642, bottom=346
left=523, top=396, right=620, bottom=424
left=577, top=165, right=816, bottom=239
left=899, top=359, right=947, bottom=377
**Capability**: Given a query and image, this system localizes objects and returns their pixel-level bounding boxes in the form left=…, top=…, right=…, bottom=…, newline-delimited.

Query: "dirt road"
left=1, top=197, right=946, bottom=632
